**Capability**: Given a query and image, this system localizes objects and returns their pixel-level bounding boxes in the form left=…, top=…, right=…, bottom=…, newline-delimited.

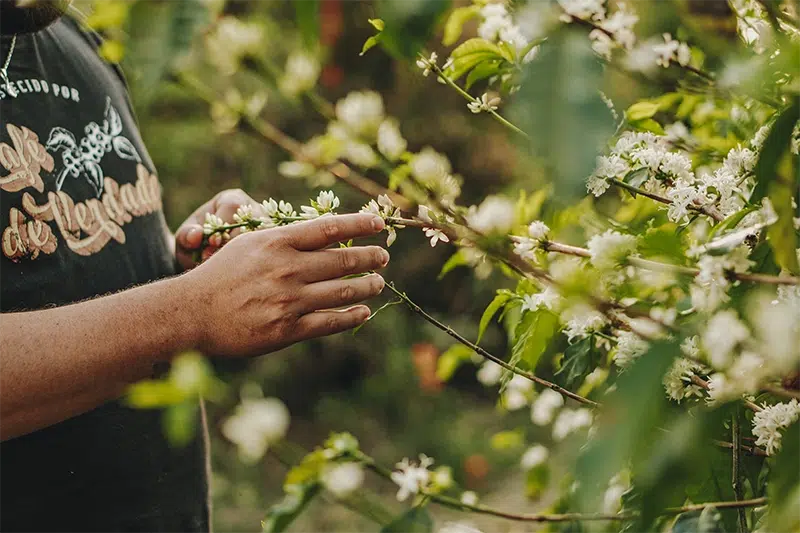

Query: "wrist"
left=161, top=272, right=207, bottom=359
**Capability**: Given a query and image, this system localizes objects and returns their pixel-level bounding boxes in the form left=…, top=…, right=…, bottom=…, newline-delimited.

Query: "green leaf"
left=503, top=309, right=558, bottom=386
left=125, top=380, right=187, bottom=408
left=262, top=483, right=320, bottom=533
left=751, top=99, right=800, bottom=203
left=707, top=205, right=759, bottom=240
left=766, top=172, right=799, bottom=274
left=438, top=250, right=469, bottom=279
left=124, top=0, right=210, bottom=108
left=626, top=101, right=661, bottom=121
left=360, top=35, right=381, bottom=56
left=629, top=118, right=665, bottom=135
left=465, top=60, right=501, bottom=91
left=162, top=400, right=199, bottom=447
left=767, top=421, right=800, bottom=532
left=368, top=18, right=385, bottom=31
left=436, top=344, right=475, bottom=382
left=554, top=337, right=598, bottom=389
left=525, top=464, right=550, bottom=500
left=381, top=506, right=433, bottom=533
left=511, top=28, right=614, bottom=201
left=294, top=0, right=320, bottom=48
left=375, top=0, right=451, bottom=59
left=638, top=224, right=686, bottom=262
left=442, top=5, right=479, bottom=46
left=446, top=38, right=511, bottom=81
left=672, top=507, right=725, bottom=533
left=478, top=291, right=513, bottom=344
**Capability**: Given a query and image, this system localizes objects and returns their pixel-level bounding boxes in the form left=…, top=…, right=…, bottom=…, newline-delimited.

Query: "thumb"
left=176, top=224, right=204, bottom=251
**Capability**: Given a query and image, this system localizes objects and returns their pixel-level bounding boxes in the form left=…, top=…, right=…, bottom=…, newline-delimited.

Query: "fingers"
left=281, top=213, right=385, bottom=251
left=295, top=305, right=371, bottom=340
left=296, top=273, right=385, bottom=313
left=213, top=189, right=259, bottom=224
left=176, top=224, right=204, bottom=251
left=301, top=246, right=389, bottom=282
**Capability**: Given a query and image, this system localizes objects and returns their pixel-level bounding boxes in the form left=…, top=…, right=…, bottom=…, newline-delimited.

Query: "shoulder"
left=57, top=9, right=130, bottom=89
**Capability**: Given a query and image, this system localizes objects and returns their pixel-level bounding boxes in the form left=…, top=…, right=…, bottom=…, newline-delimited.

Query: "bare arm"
left=0, top=213, right=389, bottom=441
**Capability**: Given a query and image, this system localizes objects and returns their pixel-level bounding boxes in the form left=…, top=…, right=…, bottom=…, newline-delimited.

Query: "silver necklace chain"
left=1, top=35, right=18, bottom=92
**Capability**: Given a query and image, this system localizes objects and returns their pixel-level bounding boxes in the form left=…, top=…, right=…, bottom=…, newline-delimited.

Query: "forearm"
left=0, top=275, right=199, bottom=440
left=1, top=381, right=127, bottom=441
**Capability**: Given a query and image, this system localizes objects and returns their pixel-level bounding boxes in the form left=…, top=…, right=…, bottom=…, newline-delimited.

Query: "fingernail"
left=372, top=216, right=385, bottom=231
left=359, top=306, right=371, bottom=320
left=380, top=249, right=390, bottom=265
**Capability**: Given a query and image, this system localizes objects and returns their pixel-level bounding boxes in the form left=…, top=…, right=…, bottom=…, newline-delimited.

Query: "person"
left=0, top=1, right=389, bottom=530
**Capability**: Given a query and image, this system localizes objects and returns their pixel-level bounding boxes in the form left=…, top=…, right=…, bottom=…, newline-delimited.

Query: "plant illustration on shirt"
left=45, top=96, right=141, bottom=197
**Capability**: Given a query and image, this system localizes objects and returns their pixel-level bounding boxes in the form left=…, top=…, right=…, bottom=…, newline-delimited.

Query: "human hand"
left=174, top=189, right=259, bottom=272
left=183, top=213, right=389, bottom=357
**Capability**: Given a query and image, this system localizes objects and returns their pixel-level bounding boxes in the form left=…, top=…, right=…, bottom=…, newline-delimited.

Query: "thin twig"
left=762, top=385, right=800, bottom=401
left=714, top=439, right=769, bottom=457
left=692, top=375, right=763, bottom=412
left=363, top=455, right=766, bottom=523
left=732, top=413, right=749, bottom=533
left=382, top=281, right=599, bottom=407
left=608, top=178, right=724, bottom=222
left=542, top=240, right=800, bottom=286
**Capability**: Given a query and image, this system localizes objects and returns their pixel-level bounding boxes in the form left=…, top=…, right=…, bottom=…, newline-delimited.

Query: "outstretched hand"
left=182, top=213, right=390, bottom=357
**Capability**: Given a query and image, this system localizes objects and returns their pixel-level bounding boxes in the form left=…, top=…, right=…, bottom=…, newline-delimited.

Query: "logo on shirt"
left=46, top=97, right=141, bottom=198
left=0, top=116, right=163, bottom=261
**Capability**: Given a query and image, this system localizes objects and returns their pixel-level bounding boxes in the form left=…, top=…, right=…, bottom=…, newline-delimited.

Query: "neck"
left=1, top=0, right=72, bottom=34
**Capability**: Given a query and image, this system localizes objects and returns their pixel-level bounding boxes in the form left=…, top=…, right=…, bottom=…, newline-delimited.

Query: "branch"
left=363, top=455, right=766, bottom=523
left=382, top=282, right=599, bottom=407
left=692, top=375, right=763, bottom=413
left=542, top=240, right=800, bottom=286
left=608, top=178, right=725, bottom=223
left=732, top=413, right=749, bottom=533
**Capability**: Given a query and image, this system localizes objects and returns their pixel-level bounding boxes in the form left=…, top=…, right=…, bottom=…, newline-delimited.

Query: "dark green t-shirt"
left=0, top=14, right=209, bottom=532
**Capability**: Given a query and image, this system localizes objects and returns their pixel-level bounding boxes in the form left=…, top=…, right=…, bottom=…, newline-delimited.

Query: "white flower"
left=424, top=228, right=450, bottom=247
left=416, top=52, right=438, bottom=77
left=377, top=119, right=407, bottom=161
left=221, top=398, right=290, bottom=463
left=663, top=358, right=707, bottom=402
left=460, top=491, right=479, bottom=506
left=279, top=52, right=320, bottom=96
left=558, top=0, right=605, bottom=20
left=603, top=479, right=628, bottom=515
left=315, top=190, right=340, bottom=212
left=520, top=444, right=549, bottom=470
left=613, top=331, right=650, bottom=370
left=531, top=389, right=564, bottom=426
left=666, top=179, right=704, bottom=223
left=503, top=374, right=534, bottom=411
left=335, top=90, right=385, bottom=139
left=390, top=455, right=434, bottom=501
left=410, top=147, right=452, bottom=184
left=202, top=213, right=226, bottom=235
left=752, top=400, right=800, bottom=455
left=561, top=303, right=609, bottom=342
left=587, top=230, right=637, bottom=270
left=521, top=287, right=561, bottom=313
left=477, top=360, right=503, bottom=386
left=321, top=463, right=365, bottom=498
left=702, top=310, right=749, bottom=369
left=345, top=141, right=379, bottom=168
left=527, top=221, right=550, bottom=240
left=653, top=33, right=690, bottom=68
left=438, top=523, right=484, bottom=533
left=278, top=160, right=315, bottom=179
left=432, top=466, right=454, bottom=490
left=206, top=17, right=264, bottom=75
left=587, top=175, right=611, bottom=196
left=552, top=408, right=593, bottom=441
left=468, top=93, right=501, bottom=114
left=466, top=196, right=515, bottom=234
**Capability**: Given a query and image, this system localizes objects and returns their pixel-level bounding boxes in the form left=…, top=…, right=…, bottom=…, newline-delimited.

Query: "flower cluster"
left=751, top=400, right=800, bottom=455
left=221, top=394, right=290, bottom=463
left=477, top=2, right=539, bottom=63
left=390, top=454, right=434, bottom=502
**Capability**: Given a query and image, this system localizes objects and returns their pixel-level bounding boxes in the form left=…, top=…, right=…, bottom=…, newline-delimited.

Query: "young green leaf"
left=442, top=5, right=479, bottom=46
